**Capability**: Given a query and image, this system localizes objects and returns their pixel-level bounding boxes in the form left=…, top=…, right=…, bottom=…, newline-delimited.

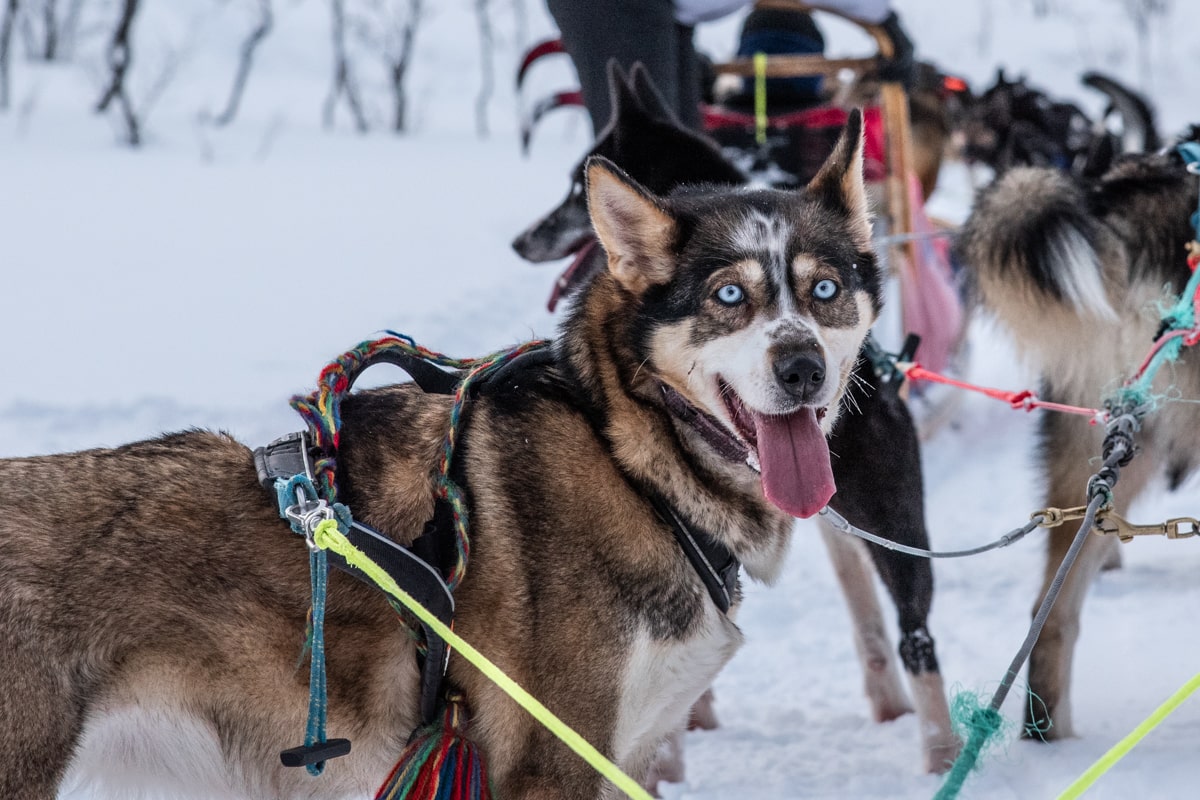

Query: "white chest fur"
left=609, top=604, right=743, bottom=787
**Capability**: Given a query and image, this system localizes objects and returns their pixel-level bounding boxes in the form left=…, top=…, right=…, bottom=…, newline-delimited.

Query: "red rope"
left=1126, top=287, right=1200, bottom=386
left=901, top=363, right=1104, bottom=422
left=902, top=243, right=1200, bottom=421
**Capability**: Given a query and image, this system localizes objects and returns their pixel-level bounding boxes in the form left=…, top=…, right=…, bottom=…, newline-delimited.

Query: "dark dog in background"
left=512, top=64, right=746, bottom=312
left=515, top=62, right=960, bottom=775
left=958, top=137, right=1200, bottom=740
left=960, top=68, right=1159, bottom=178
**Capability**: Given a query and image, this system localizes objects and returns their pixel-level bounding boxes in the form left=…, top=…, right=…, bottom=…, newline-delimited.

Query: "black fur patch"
left=898, top=627, right=940, bottom=675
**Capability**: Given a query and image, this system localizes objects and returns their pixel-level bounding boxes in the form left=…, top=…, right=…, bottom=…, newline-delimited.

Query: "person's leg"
left=546, top=0, right=681, bottom=134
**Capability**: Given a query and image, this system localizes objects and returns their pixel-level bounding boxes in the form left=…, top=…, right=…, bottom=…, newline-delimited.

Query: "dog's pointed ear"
left=586, top=155, right=676, bottom=293
left=805, top=108, right=871, bottom=248
left=629, top=62, right=678, bottom=123
left=605, top=59, right=643, bottom=124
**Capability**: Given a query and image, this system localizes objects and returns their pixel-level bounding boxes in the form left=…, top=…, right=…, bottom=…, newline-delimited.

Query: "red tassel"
left=374, top=694, right=491, bottom=800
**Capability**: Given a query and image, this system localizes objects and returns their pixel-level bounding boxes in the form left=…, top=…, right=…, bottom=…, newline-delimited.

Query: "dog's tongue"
left=752, top=407, right=835, bottom=518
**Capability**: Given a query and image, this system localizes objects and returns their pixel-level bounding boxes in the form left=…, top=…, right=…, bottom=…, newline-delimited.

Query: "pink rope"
left=901, top=363, right=1105, bottom=422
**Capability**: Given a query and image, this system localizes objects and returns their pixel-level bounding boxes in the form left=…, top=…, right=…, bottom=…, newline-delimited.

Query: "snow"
left=3, top=1, right=1199, bottom=798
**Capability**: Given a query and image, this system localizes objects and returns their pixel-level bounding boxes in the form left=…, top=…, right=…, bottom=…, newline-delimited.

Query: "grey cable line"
left=818, top=506, right=1045, bottom=559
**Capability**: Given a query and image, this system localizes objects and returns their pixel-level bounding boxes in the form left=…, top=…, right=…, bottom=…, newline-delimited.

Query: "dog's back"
left=959, top=151, right=1199, bottom=403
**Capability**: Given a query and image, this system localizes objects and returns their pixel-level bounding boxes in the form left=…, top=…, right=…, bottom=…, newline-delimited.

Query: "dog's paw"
left=642, top=730, right=686, bottom=794
left=923, top=731, right=963, bottom=774
left=687, top=688, right=720, bottom=731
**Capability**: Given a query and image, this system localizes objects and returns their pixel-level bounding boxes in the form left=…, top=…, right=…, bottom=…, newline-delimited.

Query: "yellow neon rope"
left=754, top=52, right=768, bottom=146
left=1056, top=670, right=1200, bottom=799
left=311, top=520, right=654, bottom=800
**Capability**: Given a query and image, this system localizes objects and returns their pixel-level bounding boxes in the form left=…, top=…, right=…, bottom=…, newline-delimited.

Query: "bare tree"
left=976, top=0, right=993, bottom=57
left=94, top=0, right=141, bottom=145
left=213, top=0, right=272, bottom=127
left=323, top=0, right=368, bottom=132
left=0, top=0, right=17, bottom=111
left=15, top=0, right=66, bottom=60
left=40, top=0, right=56, bottom=59
left=473, top=0, right=491, bottom=137
left=384, top=0, right=421, bottom=132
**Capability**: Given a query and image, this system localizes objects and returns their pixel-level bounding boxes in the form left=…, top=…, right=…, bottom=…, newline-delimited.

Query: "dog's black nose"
left=511, top=231, right=531, bottom=258
left=774, top=351, right=825, bottom=401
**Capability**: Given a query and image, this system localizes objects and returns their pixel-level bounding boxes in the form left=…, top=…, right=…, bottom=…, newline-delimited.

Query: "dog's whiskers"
left=632, top=357, right=652, bottom=383
left=840, top=371, right=868, bottom=415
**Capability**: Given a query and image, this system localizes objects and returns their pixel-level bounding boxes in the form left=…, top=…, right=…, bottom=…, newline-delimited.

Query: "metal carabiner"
left=1034, top=506, right=1093, bottom=528
left=1091, top=512, right=1200, bottom=543
left=285, top=486, right=335, bottom=551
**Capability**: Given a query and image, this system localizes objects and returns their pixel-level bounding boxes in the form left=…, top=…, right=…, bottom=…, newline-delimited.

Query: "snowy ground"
left=3, top=1, right=1199, bottom=798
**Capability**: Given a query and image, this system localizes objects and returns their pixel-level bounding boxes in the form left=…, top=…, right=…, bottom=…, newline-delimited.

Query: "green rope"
left=754, top=52, right=767, bottom=146
left=1056, top=670, right=1200, bottom=799
left=311, top=520, right=654, bottom=800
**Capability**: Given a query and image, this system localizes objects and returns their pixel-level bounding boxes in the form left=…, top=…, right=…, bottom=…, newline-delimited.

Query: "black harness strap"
left=649, top=493, right=739, bottom=615
left=357, top=348, right=461, bottom=395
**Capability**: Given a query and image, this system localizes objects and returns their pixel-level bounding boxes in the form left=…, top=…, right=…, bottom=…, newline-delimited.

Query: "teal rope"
left=1176, top=141, right=1200, bottom=239
left=1109, top=147, right=1200, bottom=409
left=934, top=696, right=1005, bottom=800
left=1110, top=262, right=1200, bottom=410
left=304, top=546, right=330, bottom=776
left=274, top=472, right=352, bottom=776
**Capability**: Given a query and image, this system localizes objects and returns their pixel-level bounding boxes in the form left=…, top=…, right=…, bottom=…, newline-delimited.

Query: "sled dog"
left=515, top=62, right=959, bottom=775
left=2, top=113, right=884, bottom=797
left=958, top=141, right=1200, bottom=739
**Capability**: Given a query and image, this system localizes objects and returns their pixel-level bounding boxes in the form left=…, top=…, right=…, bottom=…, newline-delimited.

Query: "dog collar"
left=659, top=383, right=753, bottom=467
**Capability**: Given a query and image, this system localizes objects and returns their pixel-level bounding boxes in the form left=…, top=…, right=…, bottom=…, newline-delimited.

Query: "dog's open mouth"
left=547, top=237, right=601, bottom=312
left=719, top=379, right=834, bottom=519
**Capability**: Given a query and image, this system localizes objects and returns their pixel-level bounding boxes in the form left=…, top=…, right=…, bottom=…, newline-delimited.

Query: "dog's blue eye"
left=813, top=279, right=839, bottom=301
left=715, top=284, right=745, bottom=305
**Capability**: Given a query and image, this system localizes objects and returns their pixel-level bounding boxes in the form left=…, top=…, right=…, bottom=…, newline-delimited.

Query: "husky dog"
left=515, top=62, right=960, bottom=776
left=961, top=69, right=1160, bottom=179
left=3, top=114, right=884, bottom=798
left=958, top=143, right=1200, bottom=739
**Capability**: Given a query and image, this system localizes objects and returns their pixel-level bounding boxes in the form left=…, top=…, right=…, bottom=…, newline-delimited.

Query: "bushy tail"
left=1081, top=70, right=1161, bottom=153
left=957, top=167, right=1116, bottom=321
